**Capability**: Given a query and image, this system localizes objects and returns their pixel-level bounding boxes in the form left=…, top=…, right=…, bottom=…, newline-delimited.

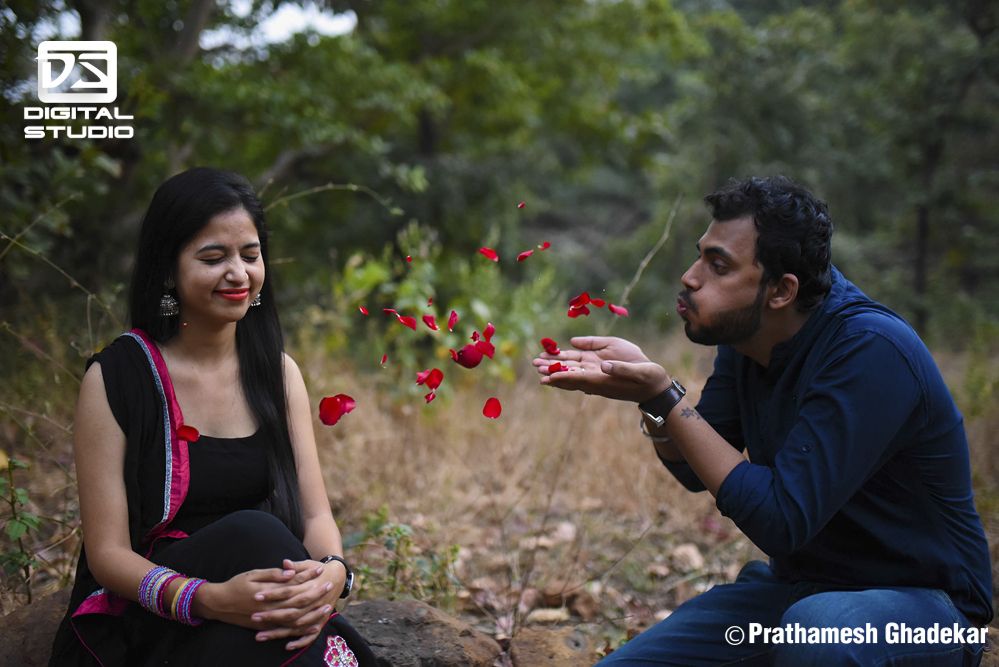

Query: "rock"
left=345, top=598, right=502, bottom=666
left=0, top=591, right=502, bottom=667
left=670, top=543, right=705, bottom=572
left=510, top=626, right=599, bottom=667
left=0, top=587, right=70, bottom=667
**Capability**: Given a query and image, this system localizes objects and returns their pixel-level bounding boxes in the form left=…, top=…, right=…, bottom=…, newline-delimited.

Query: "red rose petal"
left=416, top=368, right=444, bottom=390
left=383, top=308, right=397, bottom=314
left=448, top=310, right=459, bottom=332
left=427, top=297, right=434, bottom=306
left=569, top=291, right=591, bottom=309
left=425, top=391, right=437, bottom=404
left=478, top=247, right=499, bottom=262
left=548, top=362, right=568, bottom=374
left=541, top=337, right=560, bottom=355
left=449, top=348, right=459, bottom=362
left=589, top=298, right=606, bottom=308
left=474, top=340, right=495, bottom=359
left=451, top=344, right=483, bottom=369
left=517, top=249, right=534, bottom=262
left=483, top=322, right=495, bottom=343
left=397, top=315, right=417, bottom=330
left=567, top=304, right=591, bottom=318
left=177, top=424, right=200, bottom=442
left=471, top=331, right=480, bottom=342
left=422, top=314, right=439, bottom=331
left=483, top=397, right=502, bottom=419
left=380, top=354, right=388, bottom=365
left=517, top=201, right=526, bottom=209
left=539, top=241, right=551, bottom=250
left=319, top=394, right=356, bottom=426
left=608, top=303, right=629, bottom=317
left=359, top=306, right=369, bottom=315
left=406, top=255, right=412, bottom=263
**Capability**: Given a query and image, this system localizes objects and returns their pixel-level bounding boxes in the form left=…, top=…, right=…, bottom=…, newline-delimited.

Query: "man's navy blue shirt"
left=662, top=267, right=994, bottom=625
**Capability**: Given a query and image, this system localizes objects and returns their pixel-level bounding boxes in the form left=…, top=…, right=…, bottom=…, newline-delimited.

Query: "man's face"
left=677, top=216, right=768, bottom=346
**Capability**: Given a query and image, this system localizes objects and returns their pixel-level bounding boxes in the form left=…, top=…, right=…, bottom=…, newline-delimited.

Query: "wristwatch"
left=320, top=555, right=354, bottom=598
left=638, top=378, right=686, bottom=427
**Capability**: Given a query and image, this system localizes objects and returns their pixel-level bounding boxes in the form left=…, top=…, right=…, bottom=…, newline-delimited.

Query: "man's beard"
left=682, top=281, right=766, bottom=346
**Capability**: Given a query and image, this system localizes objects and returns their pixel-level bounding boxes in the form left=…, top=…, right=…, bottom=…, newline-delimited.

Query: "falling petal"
left=448, top=310, right=459, bottom=332
left=427, top=297, right=434, bottom=306
left=567, top=304, right=591, bottom=318
left=483, top=397, right=502, bottom=419
left=471, top=331, right=480, bottom=342
left=415, top=368, right=444, bottom=389
left=517, top=249, right=534, bottom=262
left=517, top=201, right=526, bottom=209
left=451, top=344, right=484, bottom=369
left=539, top=241, right=551, bottom=250
left=483, top=322, right=495, bottom=343
left=425, top=391, right=437, bottom=404
left=548, top=362, right=568, bottom=374
left=319, top=394, right=356, bottom=426
left=422, top=314, right=439, bottom=331
left=449, top=348, right=459, bottom=362
left=541, top=338, right=560, bottom=355
left=383, top=308, right=397, bottom=314
left=397, top=315, right=417, bottom=330
left=608, top=303, right=630, bottom=317
left=177, top=424, right=200, bottom=443
left=478, top=247, right=499, bottom=262
left=589, top=298, right=606, bottom=308
left=359, top=306, right=369, bottom=316
left=475, top=340, right=495, bottom=359
left=406, top=255, right=413, bottom=263
left=569, top=292, right=591, bottom=309
left=380, top=354, right=388, bottom=365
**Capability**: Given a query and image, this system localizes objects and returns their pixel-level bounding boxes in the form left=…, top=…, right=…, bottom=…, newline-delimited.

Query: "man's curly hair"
left=704, top=176, right=833, bottom=312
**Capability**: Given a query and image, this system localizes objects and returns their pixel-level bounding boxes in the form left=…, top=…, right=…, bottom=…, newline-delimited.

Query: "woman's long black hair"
left=129, top=167, right=303, bottom=539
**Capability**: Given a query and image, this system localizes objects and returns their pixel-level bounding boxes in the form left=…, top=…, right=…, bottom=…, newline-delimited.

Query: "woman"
left=50, top=168, right=374, bottom=666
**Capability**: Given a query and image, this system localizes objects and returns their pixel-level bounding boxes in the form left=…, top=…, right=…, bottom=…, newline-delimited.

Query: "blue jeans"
left=598, top=560, right=986, bottom=666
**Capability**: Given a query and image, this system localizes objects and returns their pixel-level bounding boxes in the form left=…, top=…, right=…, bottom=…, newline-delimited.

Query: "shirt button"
left=800, top=445, right=811, bottom=453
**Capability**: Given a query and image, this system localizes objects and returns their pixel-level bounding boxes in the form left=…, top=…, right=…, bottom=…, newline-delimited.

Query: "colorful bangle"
left=139, top=566, right=176, bottom=617
left=168, top=576, right=188, bottom=620
left=176, top=577, right=207, bottom=626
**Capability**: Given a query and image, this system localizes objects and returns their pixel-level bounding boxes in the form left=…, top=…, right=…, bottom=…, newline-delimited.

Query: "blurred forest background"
left=1, top=0, right=997, bottom=654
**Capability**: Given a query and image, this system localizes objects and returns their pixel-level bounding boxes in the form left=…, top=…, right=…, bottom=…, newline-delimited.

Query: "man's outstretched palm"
left=532, top=336, right=669, bottom=402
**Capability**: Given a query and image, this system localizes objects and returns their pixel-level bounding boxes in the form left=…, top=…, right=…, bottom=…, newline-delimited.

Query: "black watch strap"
left=638, top=378, right=686, bottom=427
left=320, top=555, right=354, bottom=598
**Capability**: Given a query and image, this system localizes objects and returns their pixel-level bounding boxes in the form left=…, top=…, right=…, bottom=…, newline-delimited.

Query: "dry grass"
left=2, top=328, right=997, bottom=652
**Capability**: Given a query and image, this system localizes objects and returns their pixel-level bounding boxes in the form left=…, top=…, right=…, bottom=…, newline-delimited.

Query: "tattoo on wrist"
left=680, top=407, right=702, bottom=421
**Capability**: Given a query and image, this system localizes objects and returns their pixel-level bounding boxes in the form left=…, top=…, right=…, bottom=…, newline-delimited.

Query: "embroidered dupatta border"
left=73, top=329, right=192, bottom=619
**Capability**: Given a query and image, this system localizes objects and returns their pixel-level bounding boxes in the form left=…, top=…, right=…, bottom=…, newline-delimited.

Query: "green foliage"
left=296, top=219, right=561, bottom=401
left=349, top=506, right=460, bottom=608
left=0, top=458, right=42, bottom=599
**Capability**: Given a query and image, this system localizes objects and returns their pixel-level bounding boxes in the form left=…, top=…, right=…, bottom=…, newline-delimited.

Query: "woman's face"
left=173, top=207, right=264, bottom=328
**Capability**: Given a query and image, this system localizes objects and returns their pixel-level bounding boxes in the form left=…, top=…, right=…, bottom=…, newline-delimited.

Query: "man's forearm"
left=662, top=396, right=745, bottom=496
left=642, top=414, right=685, bottom=462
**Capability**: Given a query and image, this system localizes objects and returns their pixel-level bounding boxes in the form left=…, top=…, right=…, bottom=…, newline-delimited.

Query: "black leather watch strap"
left=638, top=378, right=686, bottom=426
left=320, top=555, right=354, bottom=598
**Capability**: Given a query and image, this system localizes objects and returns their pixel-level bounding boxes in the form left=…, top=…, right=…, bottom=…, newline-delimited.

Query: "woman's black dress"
left=49, top=330, right=374, bottom=666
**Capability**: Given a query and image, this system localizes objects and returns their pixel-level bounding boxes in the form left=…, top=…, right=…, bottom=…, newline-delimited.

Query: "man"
left=535, top=176, right=993, bottom=665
